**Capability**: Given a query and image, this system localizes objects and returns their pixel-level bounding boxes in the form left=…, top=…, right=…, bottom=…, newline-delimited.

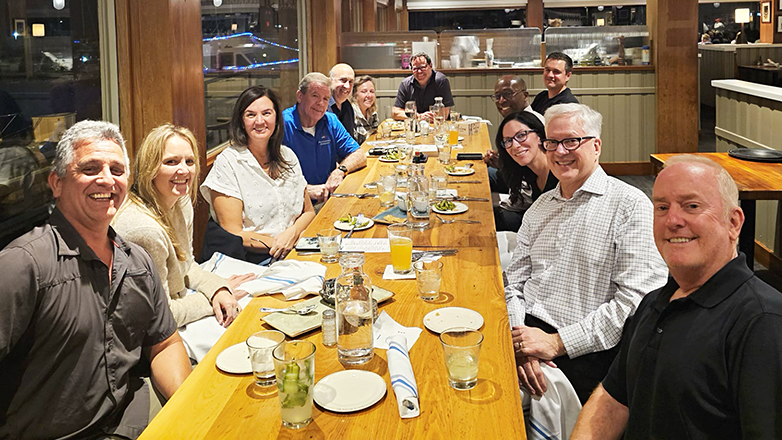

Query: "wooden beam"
left=648, top=0, right=699, bottom=154
left=401, top=0, right=409, bottom=31
left=526, top=0, right=543, bottom=31
left=362, top=0, right=377, bottom=32
left=601, top=161, right=654, bottom=176
left=342, top=0, right=352, bottom=33
left=310, top=0, right=341, bottom=73
left=387, top=0, right=398, bottom=31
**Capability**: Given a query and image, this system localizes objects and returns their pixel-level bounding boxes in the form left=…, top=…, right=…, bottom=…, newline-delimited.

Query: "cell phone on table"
left=457, top=153, right=483, bottom=160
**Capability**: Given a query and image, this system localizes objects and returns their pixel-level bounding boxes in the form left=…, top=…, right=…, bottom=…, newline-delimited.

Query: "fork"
left=436, top=214, right=481, bottom=225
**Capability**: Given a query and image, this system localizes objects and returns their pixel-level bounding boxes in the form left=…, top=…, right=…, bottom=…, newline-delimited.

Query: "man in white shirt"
left=505, top=103, right=667, bottom=403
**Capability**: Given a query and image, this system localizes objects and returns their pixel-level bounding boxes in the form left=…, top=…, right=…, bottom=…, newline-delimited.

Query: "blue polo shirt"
left=282, top=104, right=360, bottom=185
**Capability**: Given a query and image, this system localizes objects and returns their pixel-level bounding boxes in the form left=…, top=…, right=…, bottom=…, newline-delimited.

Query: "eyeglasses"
left=411, top=64, right=429, bottom=72
left=501, top=129, right=535, bottom=149
left=491, top=90, right=523, bottom=102
left=541, top=136, right=596, bottom=152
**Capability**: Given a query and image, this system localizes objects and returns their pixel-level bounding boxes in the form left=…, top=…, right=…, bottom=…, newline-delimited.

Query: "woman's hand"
left=226, top=273, right=256, bottom=290
left=212, top=288, right=240, bottom=327
left=269, top=226, right=300, bottom=259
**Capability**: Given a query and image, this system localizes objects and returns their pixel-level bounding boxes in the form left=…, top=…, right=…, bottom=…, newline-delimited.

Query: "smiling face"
left=494, top=77, right=529, bottom=117
left=330, top=64, right=355, bottom=105
left=652, top=162, right=743, bottom=284
left=296, top=82, right=330, bottom=127
left=411, top=56, right=433, bottom=86
left=501, top=119, right=541, bottom=167
left=153, top=135, right=196, bottom=210
left=48, top=139, right=128, bottom=234
left=242, top=96, right=276, bottom=145
left=542, top=59, right=571, bottom=94
left=545, top=115, right=600, bottom=198
left=355, top=80, right=376, bottom=114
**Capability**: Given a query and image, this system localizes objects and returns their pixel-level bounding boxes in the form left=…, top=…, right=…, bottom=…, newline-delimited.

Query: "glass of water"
left=247, top=330, right=286, bottom=387
left=317, top=228, right=341, bottom=263
left=440, top=329, right=483, bottom=390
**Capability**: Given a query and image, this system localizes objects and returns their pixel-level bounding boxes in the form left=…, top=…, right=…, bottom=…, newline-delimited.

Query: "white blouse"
left=200, top=144, right=307, bottom=236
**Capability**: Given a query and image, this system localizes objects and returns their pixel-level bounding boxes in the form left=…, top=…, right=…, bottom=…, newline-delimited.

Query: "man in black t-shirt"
left=531, top=52, right=579, bottom=116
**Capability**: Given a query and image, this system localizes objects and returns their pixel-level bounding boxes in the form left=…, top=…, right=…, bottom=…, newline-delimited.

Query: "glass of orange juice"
left=447, top=122, right=459, bottom=147
left=387, top=223, right=413, bottom=275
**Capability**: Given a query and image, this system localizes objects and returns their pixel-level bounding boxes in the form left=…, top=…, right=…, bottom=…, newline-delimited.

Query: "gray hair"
left=663, top=154, right=739, bottom=218
left=544, top=103, right=602, bottom=138
left=298, top=72, right=331, bottom=95
left=53, top=120, right=128, bottom=177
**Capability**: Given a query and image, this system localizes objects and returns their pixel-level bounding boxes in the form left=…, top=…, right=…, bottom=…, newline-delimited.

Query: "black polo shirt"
left=328, top=96, right=357, bottom=141
left=0, top=208, right=177, bottom=439
left=530, top=88, right=578, bottom=116
left=394, top=70, right=454, bottom=112
left=602, top=254, right=782, bottom=439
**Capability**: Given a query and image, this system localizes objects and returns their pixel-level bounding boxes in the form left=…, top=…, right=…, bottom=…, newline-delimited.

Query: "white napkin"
left=383, top=265, right=416, bottom=280
left=386, top=334, right=421, bottom=419
left=178, top=290, right=254, bottom=362
left=203, top=253, right=326, bottom=300
left=373, top=311, right=422, bottom=350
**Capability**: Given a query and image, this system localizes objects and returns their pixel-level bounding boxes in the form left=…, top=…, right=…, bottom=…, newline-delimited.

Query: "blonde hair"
left=663, top=154, right=739, bottom=219
left=126, top=124, right=201, bottom=260
left=350, top=75, right=377, bottom=117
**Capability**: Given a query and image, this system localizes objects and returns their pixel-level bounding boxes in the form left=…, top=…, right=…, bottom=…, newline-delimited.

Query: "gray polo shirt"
left=0, top=208, right=177, bottom=439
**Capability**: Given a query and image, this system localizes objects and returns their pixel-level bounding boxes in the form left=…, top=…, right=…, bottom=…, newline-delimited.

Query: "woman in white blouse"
left=201, top=86, right=315, bottom=262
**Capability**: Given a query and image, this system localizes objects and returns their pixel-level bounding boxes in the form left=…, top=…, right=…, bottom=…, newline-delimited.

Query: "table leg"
left=739, top=200, right=756, bottom=269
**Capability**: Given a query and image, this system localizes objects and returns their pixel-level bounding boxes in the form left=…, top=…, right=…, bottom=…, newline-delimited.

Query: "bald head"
left=329, top=63, right=355, bottom=105
left=493, top=75, right=529, bottom=117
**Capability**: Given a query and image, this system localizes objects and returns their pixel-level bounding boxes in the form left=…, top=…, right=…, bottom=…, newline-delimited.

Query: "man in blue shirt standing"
left=283, top=72, right=366, bottom=204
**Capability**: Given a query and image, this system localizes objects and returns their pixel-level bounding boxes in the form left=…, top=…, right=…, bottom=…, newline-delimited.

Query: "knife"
left=447, top=180, right=482, bottom=184
left=436, top=196, right=490, bottom=202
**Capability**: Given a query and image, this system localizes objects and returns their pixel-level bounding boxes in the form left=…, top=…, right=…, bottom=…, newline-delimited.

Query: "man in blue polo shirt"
left=283, top=72, right=366, bottom=204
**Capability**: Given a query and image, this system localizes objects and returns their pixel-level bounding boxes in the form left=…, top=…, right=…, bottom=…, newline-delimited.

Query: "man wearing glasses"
left=531, top=52, right=579, bottom=116
left=392, top=52, right=453, bottom=122
left=328, top=63, right=357, bottom=141
left=505, top=103, right=667, bottom=405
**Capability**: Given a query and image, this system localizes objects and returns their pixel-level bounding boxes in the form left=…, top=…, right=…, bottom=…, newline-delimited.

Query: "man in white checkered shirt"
left=505, top=103, right=668, bottom=404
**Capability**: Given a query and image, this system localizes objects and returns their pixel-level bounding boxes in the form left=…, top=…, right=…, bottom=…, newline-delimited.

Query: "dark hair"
left=410, top=52, right=432, bottom=66
left=546, top=52, right=574, bottom=73
left=494, top=111, right=546, bottom=193
left=229, top=86, right=292, bottom=179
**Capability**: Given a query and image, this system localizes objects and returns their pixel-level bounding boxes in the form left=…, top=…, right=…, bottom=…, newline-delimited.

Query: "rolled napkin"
left=386, top=334, right=420, bottom=419
left=203, top=253, right=326, bottom=300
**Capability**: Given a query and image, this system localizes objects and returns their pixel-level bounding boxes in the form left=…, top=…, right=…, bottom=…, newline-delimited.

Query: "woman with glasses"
left=494, top=111, right=558, bottom=232
left=350, top=75, right=379, bottom=144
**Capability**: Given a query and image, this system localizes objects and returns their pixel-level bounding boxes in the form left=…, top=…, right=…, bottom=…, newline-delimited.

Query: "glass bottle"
left=335, top=253, right=374, bottom=365
left=432, top=96, right=445, bottom=130
left=407, top=172, right=430, bottom=229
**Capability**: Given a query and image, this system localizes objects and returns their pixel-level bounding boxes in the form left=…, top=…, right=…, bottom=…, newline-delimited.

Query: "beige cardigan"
left=113, top=197, right=229, bottom=326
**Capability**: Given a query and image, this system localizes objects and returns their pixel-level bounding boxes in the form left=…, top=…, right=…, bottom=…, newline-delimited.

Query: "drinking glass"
left=317, top=228, right=341, bottom=263
left=406, top=191, right=430, bottom=229
left=405, top=118, right=416, bottom=145
left=430, top=172, right=448, bottom=200
left=394, top=163, right=409, bottom=188
left=447, top=122, right=459, bottom=148
left=273, top=340, right=316, bottom=429
left=440, top=329, right=483, bottom=390
left=404, top=101, right=416, bottom=119
left=387, top=223, right=413, bottom=275
left=438, top=141, right=451, bottom=165
left=246, top=330, right=286, bottom=386
left=377, top=173, right=397, bottom=208
left=414, top=260, right=443, bottom=301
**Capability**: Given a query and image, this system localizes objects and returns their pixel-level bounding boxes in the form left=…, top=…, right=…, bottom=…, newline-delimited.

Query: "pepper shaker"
left=322, top=309, right=337, bottom=347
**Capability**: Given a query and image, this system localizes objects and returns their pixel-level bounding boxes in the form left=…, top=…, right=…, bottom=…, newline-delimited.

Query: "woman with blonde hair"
left=351, top=75, right=379, bottom=144
left=114, top=124, right=252, bottom=328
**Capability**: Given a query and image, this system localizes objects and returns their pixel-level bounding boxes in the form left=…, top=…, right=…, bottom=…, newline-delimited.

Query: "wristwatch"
left=338, top=165, right=348, bottom=175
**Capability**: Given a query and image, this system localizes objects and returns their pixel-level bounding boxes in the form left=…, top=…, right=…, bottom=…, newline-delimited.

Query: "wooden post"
left=342, top=0, right=352, bottom=33
left=387, top=0, right=398, bottom=31
left=648, top=0, right=699, bottom=153
left=362, top=0, right=377, bottom=32
left=401, top=0, right=409, bottom=31
left=310, top=0, right=341, bottom=73
left=527, top=0, right=543, bottom=31
left=115, top=0, right=208, bottom=252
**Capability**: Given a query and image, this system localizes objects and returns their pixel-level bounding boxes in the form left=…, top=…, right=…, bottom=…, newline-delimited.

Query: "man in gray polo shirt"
left=0, top=120, right=191, bottom=439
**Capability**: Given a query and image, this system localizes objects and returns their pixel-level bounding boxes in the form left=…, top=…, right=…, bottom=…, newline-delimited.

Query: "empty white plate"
left=423, top=307, right=484, bottom=334
left=215, top=342, right=252, bottom=374
left=313, top=370, right=387, bottom=412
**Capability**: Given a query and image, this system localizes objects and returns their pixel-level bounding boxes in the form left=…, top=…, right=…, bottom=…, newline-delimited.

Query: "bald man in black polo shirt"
left=572, top=155, right=782, bottom=440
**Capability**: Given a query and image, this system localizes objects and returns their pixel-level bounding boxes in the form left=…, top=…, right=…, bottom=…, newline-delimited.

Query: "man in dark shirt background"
left=531, top=52, right=579, bottom=116
left=393, top=52, right=453, bottom=122
left=328, top=63, right=357, bottom=141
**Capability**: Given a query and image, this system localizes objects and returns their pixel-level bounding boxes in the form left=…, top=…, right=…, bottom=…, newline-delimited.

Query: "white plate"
left=334, top=218, right=374, bottom=231
left=215, top=342, right=251, bottom=374
left=379, top=156, right=399, bottom=163
left=432, top=201, right=468, bottom=215
left=314, top=370, right=387, bottom=413
left=445, top=167, right=475, bottom=176
left=423, top=307, right=484, bottom=334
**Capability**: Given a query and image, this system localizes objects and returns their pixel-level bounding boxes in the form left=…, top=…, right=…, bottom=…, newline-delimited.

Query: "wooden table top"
left=651, top=152, right=782, bottom=200
left=139, top=124, right=526, bottom=440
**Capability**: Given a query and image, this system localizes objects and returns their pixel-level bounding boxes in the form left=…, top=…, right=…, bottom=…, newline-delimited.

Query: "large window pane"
left=0, top=0, right=103, bottom=248
left=202, top=0, right=300, bottom=152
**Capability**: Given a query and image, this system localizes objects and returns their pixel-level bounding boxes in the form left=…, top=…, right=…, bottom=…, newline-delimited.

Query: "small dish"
left=215, top=342, right=252, bottom=374
left=372, top=206, right=408, bottom=225
left=313, top=370, right=387, bottom=412
left=333, top=218, right=374, bottom=231
left=379, top=156, right=399, bottom=163
left=423, top=307, right=484, bottom=334
left=445, top=167, right=475, bottom=176
left=432, top=201, right=468, bottom=215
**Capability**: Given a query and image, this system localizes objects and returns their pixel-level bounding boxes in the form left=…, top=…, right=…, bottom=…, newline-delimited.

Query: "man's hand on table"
left=484, top=149, right=500, bottom=168
left=512, top=325, right=566, bottom=360
left=307, top=184, right=330, bottom=204
left=324, top=168, right=346, bottom=194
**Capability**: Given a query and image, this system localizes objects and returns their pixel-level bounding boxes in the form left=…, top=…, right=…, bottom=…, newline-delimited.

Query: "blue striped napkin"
left=386, top=334, right=420, bottom=418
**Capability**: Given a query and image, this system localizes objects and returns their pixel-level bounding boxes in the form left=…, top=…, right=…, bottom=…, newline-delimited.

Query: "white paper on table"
left=383, top=264, right=416, bottom=280
left=462, top=115, right=492, bottom=125
left=373, top=311, right=423, bottom=350
left=412, top=144, right=438, bottom=153
left=340, top=238, right=391, bottom=253
left=437, top=189, right=458, bottom=198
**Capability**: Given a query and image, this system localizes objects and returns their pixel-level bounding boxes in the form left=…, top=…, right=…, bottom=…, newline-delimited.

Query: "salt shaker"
left=322, top=309, right=337, bottom=347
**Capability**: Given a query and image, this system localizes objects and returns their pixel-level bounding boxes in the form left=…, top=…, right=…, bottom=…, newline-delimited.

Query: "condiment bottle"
left=322, top=309, right=336, bottom=347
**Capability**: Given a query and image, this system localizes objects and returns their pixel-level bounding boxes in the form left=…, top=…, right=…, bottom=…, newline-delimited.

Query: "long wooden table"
left=139, top=125, right=526, bottom=439
left=651, top=152, right=782, bottom=267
